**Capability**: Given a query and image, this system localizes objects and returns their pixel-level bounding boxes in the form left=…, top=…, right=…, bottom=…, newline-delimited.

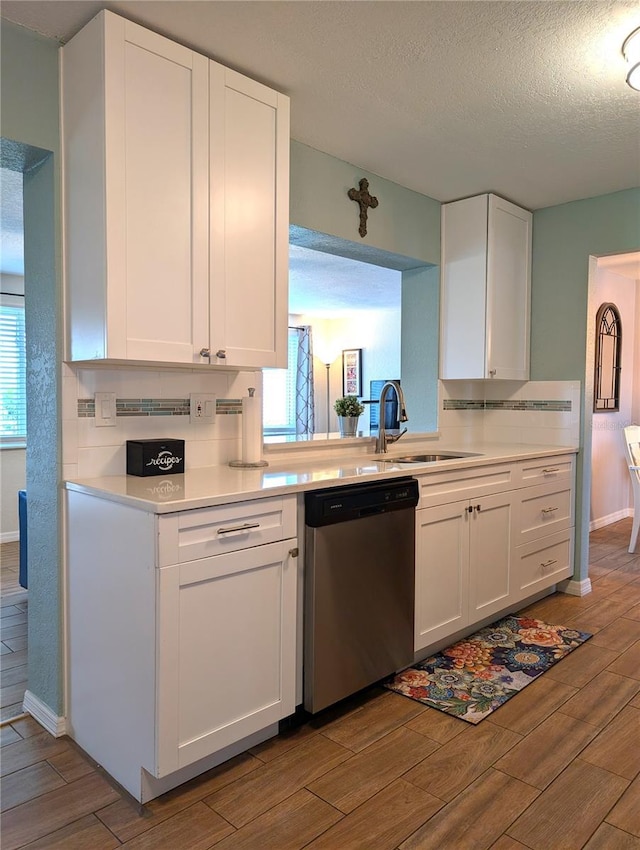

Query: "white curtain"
left=294, top=325, right=314, bottom=435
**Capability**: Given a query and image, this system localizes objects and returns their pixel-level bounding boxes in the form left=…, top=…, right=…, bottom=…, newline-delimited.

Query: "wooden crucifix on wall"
left=348, top=178, right=378, bottom=238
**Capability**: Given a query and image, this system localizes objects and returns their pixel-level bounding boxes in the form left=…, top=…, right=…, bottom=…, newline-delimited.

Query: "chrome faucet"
left=375, top=380, right=408, bottom=453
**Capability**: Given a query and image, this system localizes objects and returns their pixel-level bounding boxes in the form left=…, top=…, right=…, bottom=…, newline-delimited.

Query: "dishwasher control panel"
left=305, top=478, right=419, bottom=527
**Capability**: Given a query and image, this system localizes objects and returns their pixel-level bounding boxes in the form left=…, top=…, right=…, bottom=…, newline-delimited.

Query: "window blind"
left=263, top=329, right=298, bottom=433
left=0, top=294, right=27, bottom=442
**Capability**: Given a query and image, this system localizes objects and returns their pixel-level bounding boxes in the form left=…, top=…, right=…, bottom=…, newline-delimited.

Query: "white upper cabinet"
left=209, top=64, right=289, bottom=368
left=62, top=11, right=289, bottom=369
left=440, top=193, right=532, bottom=380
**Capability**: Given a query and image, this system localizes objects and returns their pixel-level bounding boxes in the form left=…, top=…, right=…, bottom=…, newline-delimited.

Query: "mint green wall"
left=531, top=189, right=640, bottom=380
left=532, top=188, right=640, bottom=583
left=401, top=266, right=440, bottom=432
left=291, top=141, right=442, bottom=431
left=1, top=22, right=63, bottom=716
left=291, top=141, right=440, bottom=265
left=0, top=22, right=59, bottom=151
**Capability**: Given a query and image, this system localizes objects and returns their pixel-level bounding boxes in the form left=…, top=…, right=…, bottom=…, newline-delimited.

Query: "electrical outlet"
left=190, top=394, right=216, bottom=424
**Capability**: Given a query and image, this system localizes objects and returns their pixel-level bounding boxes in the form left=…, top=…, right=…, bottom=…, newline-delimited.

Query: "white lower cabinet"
left=414, top=454, right=576, bottom=655
left=66, top=489, right=297, bottom=802
left=415, top=492, right=514, bottom=652
left=156, top=540, right=297, bottom=776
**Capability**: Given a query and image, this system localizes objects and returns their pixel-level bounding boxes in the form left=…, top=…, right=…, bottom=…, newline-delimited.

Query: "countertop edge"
left=63, top=443, right=578, bottom=514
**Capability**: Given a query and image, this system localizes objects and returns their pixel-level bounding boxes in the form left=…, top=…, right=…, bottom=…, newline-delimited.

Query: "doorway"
left=586, top=251, right=640, bottom=540
left=0, top=137, right=62, bottom=725
left=0, top=165, right=27, bottom=716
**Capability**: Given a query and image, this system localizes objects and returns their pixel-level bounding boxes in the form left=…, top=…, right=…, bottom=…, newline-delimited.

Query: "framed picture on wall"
left=342, top=348, right=362, bottom=396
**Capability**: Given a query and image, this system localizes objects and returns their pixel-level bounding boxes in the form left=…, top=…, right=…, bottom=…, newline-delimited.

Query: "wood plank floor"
left=1, top=520, right=639, bottom=849
left=0, top=541, right=28, bottom=722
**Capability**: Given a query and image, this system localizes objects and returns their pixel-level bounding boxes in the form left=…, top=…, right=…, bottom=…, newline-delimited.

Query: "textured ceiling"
left=2, top=0, right=639, bottom=212
left=289, top=245, right=401, bottom=316
left=0, top=168, right=24, bottom=277
left=2, top=1, right=639, bottom=295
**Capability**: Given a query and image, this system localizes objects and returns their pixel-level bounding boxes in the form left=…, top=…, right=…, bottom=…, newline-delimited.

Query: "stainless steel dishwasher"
left=304, top=477, right=419, bottom=713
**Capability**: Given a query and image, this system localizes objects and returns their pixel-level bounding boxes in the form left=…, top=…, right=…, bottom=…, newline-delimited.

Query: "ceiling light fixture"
left=622, top=26, right=640, bottom=90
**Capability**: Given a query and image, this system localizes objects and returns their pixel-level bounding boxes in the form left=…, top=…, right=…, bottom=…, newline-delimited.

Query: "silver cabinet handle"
left=216, top=349, right=226, bottom=359
left=542, top=467, right=560, bottom=474
left=541, top=506, right=559, bottom=514
left=199, top=347, right=211, bottom=358
left=217, top=522, right=260, bottom=535
left=540, top=559, right=558, bottom=569
left=288, top=547, right=299, bottom=558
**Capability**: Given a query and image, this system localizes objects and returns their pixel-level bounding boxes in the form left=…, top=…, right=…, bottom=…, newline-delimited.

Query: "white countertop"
left=64, top=441, right=578, bottom=514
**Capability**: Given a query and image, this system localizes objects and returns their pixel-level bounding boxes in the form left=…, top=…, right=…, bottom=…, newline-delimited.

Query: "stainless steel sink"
left=374, top=452, right=482, bottom=463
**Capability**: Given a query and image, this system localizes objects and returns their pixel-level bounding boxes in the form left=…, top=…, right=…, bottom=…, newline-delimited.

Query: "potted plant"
left=334, top=395, right=365, bottom=436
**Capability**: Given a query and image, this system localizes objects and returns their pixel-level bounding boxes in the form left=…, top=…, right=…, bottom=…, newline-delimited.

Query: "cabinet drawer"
left=513, top=529, right=573, bottom=600
left=516, top=455, right=575, bottom=487
left=417, top=463, right=514, bottom=509
left=158, top=495, right=296, bottom=566
left=516, top=481, right=574, bottom=545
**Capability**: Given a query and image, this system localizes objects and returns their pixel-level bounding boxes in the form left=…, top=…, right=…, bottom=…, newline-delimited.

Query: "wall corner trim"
left=557, top=577, right=592, bottom=597
left=22, top=690, right=67, bottom=738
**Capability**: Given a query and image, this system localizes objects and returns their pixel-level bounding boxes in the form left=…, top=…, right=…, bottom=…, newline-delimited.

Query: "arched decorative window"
left=594, top=302, right=622, bottom=412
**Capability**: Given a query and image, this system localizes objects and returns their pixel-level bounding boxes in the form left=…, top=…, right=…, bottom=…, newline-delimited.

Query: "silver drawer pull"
left=217, top=522, right=260, bottom=535
left=540, top=558, right=558, bottom=569
left=541, top=506, right=559, bottom=514
left=542, top=467, right=560, bottom=474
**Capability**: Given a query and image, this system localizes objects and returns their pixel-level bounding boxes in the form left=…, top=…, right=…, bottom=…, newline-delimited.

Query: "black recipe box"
left=126, top=439, right=185, bottom=477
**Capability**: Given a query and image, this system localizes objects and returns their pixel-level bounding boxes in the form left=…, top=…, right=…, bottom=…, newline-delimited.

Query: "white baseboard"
left=589, top=509, right=632, bottom=532
left=557, top=578, right=592, bottom=597
left=1, top=531, right=19, bottom=543
left=23, top=690, right=67, bottom=738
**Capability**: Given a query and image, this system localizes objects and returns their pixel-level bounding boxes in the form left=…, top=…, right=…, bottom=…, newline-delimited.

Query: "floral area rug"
left=384, top=615, right=592, bottom=724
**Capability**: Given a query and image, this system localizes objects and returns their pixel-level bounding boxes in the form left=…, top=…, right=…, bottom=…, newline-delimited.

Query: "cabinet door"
left=415, top=501, right=470, bottom=651
left=155, top=540, right=297, bottom=776
left=63, top=11, right=210, bottom=363
left=440, top=194, right=488, bottom=380
left=209, top=64, right=290, bottom=368
left=468, top=491, right=515, bottom=621
left=486, top=195, right=532, bottom=380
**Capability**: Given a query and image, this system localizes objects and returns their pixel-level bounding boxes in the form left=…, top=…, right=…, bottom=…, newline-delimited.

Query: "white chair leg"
left=629, top=510, right=640, bottom=554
